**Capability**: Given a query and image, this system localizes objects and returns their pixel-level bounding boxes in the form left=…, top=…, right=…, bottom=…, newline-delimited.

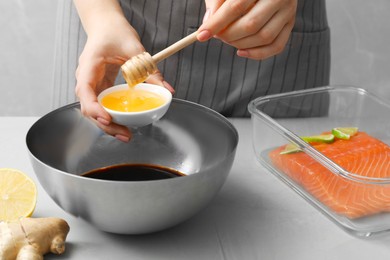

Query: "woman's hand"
left=73, top=0, right=173, bottom=142
left=198, top=0, right=298, bottom=60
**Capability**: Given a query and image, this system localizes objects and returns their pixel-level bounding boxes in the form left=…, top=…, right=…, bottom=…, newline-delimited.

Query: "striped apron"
left=52, top=0, right=330, bottom=117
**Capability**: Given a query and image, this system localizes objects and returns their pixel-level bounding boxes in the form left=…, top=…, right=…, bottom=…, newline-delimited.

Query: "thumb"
left=203, top=0, right=224, bottom=23
left=198, top=0, right=225, bottom=41
left=145, top=71, right=175, bottom=94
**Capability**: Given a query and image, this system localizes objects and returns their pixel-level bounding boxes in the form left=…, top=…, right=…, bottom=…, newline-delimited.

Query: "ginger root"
left=0, top=217, right=70, bottom=260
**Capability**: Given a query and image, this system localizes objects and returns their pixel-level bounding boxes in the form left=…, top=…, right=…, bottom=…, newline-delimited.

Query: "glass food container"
left=248, top=85, right=390, bottom=237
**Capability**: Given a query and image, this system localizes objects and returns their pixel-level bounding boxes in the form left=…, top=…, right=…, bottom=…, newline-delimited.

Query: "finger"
left=93, top=118, right=132, bottom=143
left=144, top=70, right=164, bottom=86
left=145, top=71, right=175, bottom=94
left=76, top=81, right=111, bottom=122
left=75, top=58, right=111, bottom=122
left=217, top=0, right=279, bottom=43
left=95, top=64, right=120, bottom=93
left=228, top=7, right=295, bottom=49
left=198, top=0, right=257, bottom=41
left=203, top=0, right=225, bottom=22
left=236, top=21, right=294, bottom=60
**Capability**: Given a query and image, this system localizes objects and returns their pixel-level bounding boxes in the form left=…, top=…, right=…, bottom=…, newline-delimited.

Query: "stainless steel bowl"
left=26, top=99, right=238, bottom=234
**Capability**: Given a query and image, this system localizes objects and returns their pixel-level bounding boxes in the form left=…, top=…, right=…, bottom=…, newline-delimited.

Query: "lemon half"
left=0, top=168, right=37, bottom=221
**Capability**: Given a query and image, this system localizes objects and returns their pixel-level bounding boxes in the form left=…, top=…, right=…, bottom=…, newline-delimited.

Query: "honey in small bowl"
left=98, top=83, right=172, bottom=127
left=101, top=88, right=166, bottom=112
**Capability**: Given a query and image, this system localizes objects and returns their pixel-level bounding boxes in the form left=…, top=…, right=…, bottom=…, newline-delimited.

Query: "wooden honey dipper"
left=121, top=31, right=198, bottom=87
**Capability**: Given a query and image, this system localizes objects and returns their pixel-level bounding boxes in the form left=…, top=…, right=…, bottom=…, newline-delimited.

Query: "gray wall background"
left=1, top=0, right=390, bottom=116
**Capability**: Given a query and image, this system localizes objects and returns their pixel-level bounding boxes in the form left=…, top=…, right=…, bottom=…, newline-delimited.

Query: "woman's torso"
left=53, top=0, right=330, bottom=117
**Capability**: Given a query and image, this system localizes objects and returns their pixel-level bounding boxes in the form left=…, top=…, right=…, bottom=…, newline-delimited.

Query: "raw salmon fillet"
left=269, top=132, right=390, bottom=218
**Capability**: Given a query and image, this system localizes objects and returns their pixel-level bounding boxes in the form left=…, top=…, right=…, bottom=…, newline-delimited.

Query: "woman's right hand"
left=198, top=0, right=297, bottom=60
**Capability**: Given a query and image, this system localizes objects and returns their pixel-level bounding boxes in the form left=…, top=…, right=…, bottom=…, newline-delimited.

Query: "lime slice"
left=332, top=127, right=358, bottom=140
left=280, top=134, right=335, bottom=155
left=280, top=143, right=301, bottom=154
left=301, top=134, right=335, bottom=143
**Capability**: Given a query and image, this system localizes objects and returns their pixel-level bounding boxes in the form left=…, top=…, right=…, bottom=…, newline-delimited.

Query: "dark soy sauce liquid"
left=81, top=164, right=185, bottom=181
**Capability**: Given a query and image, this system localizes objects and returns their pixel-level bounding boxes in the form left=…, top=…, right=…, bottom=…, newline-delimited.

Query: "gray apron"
left=52, top=0, right=330, bottom=117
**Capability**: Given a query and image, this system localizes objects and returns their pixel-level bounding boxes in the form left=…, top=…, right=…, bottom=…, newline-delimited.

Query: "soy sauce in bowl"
left=81, top=164, right=185, bottom=181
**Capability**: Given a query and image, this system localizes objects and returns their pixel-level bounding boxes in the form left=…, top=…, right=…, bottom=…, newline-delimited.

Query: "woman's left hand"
left=198, top=0, right=298, bottom=60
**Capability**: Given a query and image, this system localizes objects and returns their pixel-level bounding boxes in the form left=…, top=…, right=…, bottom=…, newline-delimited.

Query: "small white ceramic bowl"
left=98, top=83, right=172, bottom=128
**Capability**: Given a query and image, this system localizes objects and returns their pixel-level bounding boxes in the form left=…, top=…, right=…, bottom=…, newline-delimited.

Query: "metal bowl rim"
left=26, top=99, right=239, bottom=184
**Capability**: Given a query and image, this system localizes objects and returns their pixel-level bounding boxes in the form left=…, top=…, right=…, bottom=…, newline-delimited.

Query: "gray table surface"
left=2, top=117, right=390, bottom=259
